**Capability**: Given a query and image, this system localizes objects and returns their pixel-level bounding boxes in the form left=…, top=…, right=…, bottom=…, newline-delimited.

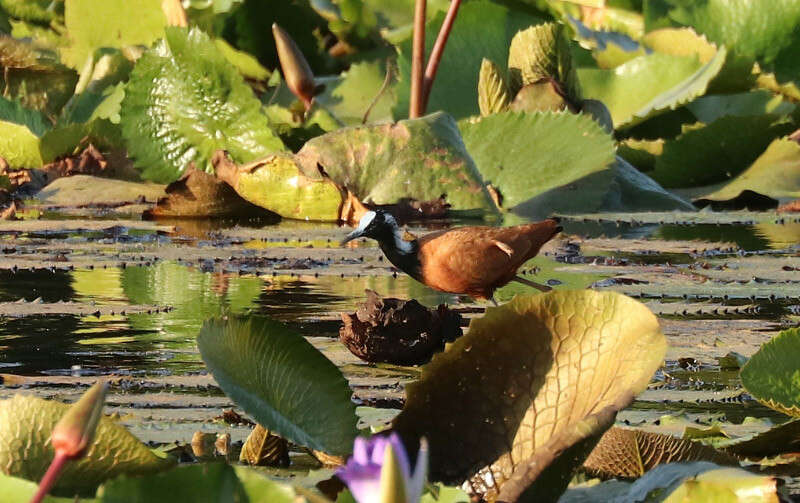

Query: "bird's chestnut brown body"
left=413, top=221, right=561, bottom=299
left=342, top=210, right=562, bottom=301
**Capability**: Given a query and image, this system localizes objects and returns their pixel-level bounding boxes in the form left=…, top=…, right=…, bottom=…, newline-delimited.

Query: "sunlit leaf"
left=61, top=0, right=167, bottom=69
left=98, top=463, right=247, bottom=502
left=740, top=328, right=800, bottom=418
left=120, top=27, right=285, bottom=183
left=296, top=111, right=496, bottom=214
left=478, top=59, right=511, bottom=116
left=0, top=394, right=174, bottom=495
left=0, top=473, right=82, bottom=503
left=577, top=46, right=726, bottom=128
left=395, top=1, right=543, bottom=120
left=197, top=316, right=359, bottom=455
left=393, top=290, right=666, bottom=500
left=214, top=38, right=269, bottom=81
left=507, top=22, right=578, bottom=101
left=0, top=120, right=42, bottom=169
left=583, top=427, right=738, bottom=479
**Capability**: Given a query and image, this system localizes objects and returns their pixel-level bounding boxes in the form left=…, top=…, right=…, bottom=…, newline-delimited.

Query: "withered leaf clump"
left=239, top=424, right=290, bottom=467
left=339, top=289, right=463, bottom=366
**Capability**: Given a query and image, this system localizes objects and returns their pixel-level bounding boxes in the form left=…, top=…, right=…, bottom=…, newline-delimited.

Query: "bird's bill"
left=340, top=229, right=364, bottom=245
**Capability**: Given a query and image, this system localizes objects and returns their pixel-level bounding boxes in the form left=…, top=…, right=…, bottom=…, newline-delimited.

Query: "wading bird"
left=341, top=210, right=562, bottom=303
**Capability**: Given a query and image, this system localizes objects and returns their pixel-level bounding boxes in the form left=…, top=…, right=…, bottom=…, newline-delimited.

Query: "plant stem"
left=30, top=451, right=70, bottom=503
left=421, top=0, right=462, bottom=112
left=409, top=0, right=427, bottom=118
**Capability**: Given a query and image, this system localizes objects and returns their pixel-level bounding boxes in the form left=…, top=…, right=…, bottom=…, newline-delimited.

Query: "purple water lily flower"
left=336, top=432, right=428, bottom=503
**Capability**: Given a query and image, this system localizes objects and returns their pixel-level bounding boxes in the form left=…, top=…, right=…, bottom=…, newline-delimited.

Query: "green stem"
left=30, top=451, right=70, bottom=503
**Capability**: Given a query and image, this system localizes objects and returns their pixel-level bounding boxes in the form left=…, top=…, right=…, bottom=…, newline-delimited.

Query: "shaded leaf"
left=144, top=168, right=275, bottom=219
left=478, top=59, right=510, bottom=116
left=694, top=139, right=800, bottom=206
left=0, top=394, right=174, bottom=495
left=197, top=316, right=359, bottom=455
left=234, top=465, right=310, bottom=503
left=296, top=112, right=496, bottom=214
left=315, top=60, right=396, bottom=126
left=583, top=427, right=738, bottom=479
left=99, top=463, right=247, bottom=502
left=645, top=115, right=795, bottom=188
left=395, top=0, right=543, bottom=120
left=577, top=46, right=726, bottom=128
left=741, top=328, right=800, bottom=418
left=120, top=27, right=285, bottom=183
left=0, top=95, right=48, bottom=136
left=61, top=0, right=167, bottom=69
left=393, top=290, right=666, bottom=500
left=214, top=38, right=269, bottom=81
left=34, top=175, right=166, bottom=208
left=0, top=0, right=55, bottom=23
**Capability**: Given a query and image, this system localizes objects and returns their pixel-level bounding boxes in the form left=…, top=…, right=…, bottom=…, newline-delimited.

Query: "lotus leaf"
left=583, top=427, right=738, bottom=479
left=0, top=394, right=174, bottom=495
left=120, top=27, right=285, bottom=183
left=740, top=328, right=800, bottom=418
left=694, top=139, right=800, bottom=206
left=197, top=316, right=359, bottom=456
left=577, top=46, right=726, bottom=128
left=393, top=290, right=666, bottom=500
left=395, top=0, right=543, bottom=120
left=61, top=0, right=167, bottom=69
left=296, top=112, right=496, bottom=214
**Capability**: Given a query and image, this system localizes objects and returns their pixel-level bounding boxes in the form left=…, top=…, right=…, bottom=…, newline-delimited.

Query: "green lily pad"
left=296, top=111, right=496, bottom=214
left=99, top=464, right=248, bottom=503
left=197, top=316, right=359, bottom=456
left=643, top=115, right=795, bottom=188
left=393, top=290, right=666, bottom=499
left=0, top=394, right=174, bottom=495
left=694, top=138, right=800, bottom=205
left=214, top=38, right=270, bottom=81
left=740, top=328, right=800, bottom=418
left=61, top=0, right=167, bottom=69
left=577, top=46, right=726, bottom=128
left=395, top=0, right=543, bottom=120
left=120, top=27, right=285, bottom=183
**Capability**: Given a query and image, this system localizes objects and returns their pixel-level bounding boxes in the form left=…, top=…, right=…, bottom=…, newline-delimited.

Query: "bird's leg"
left=513, top=276, right=552, bottom=292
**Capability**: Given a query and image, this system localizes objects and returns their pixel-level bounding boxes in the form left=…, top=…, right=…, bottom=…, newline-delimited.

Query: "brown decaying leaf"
left=778, top=199, right=800, bottom=212
left=239, top=425, right=290, bottom=467
left=583, top=427, right=739, bottom=479
left=339, top=289, right=463, bottom=365
left=143, top=167, right=277, bottom=219
left=161, top=0, right=188, bottom=27
left=393, top=290, right=666, bottom=502
left=43, top=144, right=108, bottom=180
left=0, top=201, right=19, bottom=220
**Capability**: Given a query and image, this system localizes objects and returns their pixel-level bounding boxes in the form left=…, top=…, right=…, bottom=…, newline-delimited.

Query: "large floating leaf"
left=296, top=111, right=496, bottom=214
left=694, top=139, right=800, bottom=206
left=642, top=115, right=795, bottom=188
left=393, top=290, right=666, bottom=500
left=197, top=316, right=359, bottom=456
left=120, top=27, right=285, bottom=183
left=577, top=47, right=726, bottom=128
left=395, top=0, right=543, bottom=120
left=0, top=394, right=174, bottom=495
left=740, top=328, right=800, bottom=418
left=458, top=112, right=690, bottom=217
left=583, top=427, right=738, bottom=479
left=61, top=0, right=167, bottom=69
left=560, top=462, right=778, bottom=503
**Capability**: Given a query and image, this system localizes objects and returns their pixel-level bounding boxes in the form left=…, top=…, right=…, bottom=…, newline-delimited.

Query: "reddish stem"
left=30, top=451, right=70, bottom=503
left=409, top=0, right=427, bottom=118
left=421, top=0, right=462, bottom=112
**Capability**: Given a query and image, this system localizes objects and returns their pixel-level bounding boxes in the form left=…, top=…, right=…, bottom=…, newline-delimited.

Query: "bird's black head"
left=340, top=210, right=400, bottom=245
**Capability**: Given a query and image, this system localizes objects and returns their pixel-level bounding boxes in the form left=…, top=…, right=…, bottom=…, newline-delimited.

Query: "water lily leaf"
left=583, top=427, right=738, bottom=479
left=98, top=463, right=247, bottom=502
left=560, top=462, right=778, bottom=503
left=644, top=115, right=795, bottom=188
left=234, top=466, right=311, bottom=503
left=61, top=0, right=167, bottom=69
left=507, top=22, right=579, bottom=101
left=694, top=139, right=800, bottom=206
left=120, top=27, right=285, bottom=183
left=393, top=290, right=666, bottom=500
left=0, top=394, right=174, bottom=495
left=395, top=0, right=543, bottom=120
left=577, top=46, right=726, bottom=128
left=687, top=90, right=796, bottom=124
left=315, top=60, right=396, bottom=126
left=296, top=111, right=496, bottom=214
left=0, top=120, right=42, bottom=169
left=478, top=58, right=511, bottom=116
left=215, top=152, right=361, bottom=222
left=197, top=316, right=359, bottom=456
left=740, top=328, right=800, bottom=418
left=0, top=473, right=83, bottom=503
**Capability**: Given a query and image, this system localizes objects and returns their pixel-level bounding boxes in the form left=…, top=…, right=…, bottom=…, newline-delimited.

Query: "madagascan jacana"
left=341, top=210, right=562, bottom=303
